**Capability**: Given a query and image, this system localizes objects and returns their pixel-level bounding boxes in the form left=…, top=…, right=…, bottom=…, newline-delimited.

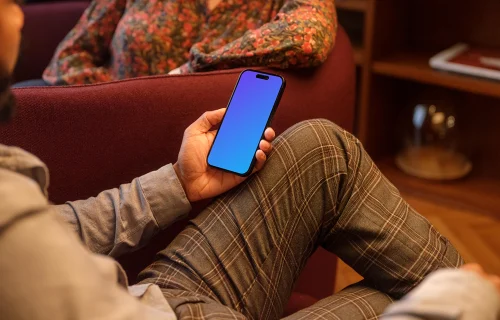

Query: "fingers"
left=259, top=127, right=275, bottom=156
left=489, top=275, right=500, bottom=290
left=253, top=128, right=276, bottom=173
left=259, top=139, right=273, bottom=154
left=483, top=274, right=500, bottom=294
left=461, top=263, right=500, bottom=293
left=255, top=135, right=274, bottom=172
left=264, top=127, right=276, bottom=142
left=253, top=149, right=267, bottom=172
left=189, top=108, right=226, bottom=133
left=461, top=263, right=486, bottom=275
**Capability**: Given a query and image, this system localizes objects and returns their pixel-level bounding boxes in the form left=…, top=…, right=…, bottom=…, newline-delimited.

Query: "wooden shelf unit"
left=335, top=0, right=500, bottom=219
left=372, top=52, right=500, bottom=99
left=377, top=158, right=500, bottom=219
left=352, top=45, right=364, bottom=65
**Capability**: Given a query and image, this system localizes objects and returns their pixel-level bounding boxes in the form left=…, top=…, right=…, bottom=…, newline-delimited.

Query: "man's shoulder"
left=0, top=168, right=48, bottom=228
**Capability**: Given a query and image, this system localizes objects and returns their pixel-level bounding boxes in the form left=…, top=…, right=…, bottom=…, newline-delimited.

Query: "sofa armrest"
left=14, top=1, right=90, bottom=82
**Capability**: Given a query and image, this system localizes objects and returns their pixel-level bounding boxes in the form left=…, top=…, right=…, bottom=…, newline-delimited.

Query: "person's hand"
left=173, top=108, right=276, bottom=202
left=461, top=263, right=500, bottom=294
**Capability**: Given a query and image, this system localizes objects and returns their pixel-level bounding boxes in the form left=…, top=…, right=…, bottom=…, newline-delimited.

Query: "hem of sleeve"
left=138, top=164, right=191, bottom=229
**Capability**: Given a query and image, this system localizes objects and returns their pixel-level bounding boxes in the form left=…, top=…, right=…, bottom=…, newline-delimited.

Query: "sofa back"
left=6, top=74, right=354, bottom=205
left=14, top=1, right=91, bottom=82
left=1, top=28, right=355, bottom=300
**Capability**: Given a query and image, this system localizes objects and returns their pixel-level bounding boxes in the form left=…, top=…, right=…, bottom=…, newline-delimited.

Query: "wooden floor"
left=334, top=191, right=500, bottom=292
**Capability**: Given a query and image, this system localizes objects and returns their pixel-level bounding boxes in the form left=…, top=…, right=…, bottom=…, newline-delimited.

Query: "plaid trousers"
left=138, top=119, right=463, bottom=319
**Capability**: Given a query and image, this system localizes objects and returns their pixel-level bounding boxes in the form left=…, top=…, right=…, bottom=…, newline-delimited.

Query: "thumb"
left=191, top=108, right=226, bottom=133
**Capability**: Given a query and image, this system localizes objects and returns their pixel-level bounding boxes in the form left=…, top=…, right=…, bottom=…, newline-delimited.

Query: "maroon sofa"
left=14, top=1, right=91, bottom=82
left=5, top=1, right=356, bottom=316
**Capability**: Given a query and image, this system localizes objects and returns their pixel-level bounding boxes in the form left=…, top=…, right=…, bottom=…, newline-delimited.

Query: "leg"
left=138, top=120, right=463, bottom=320
left=284, top=281, right=393, bottom=320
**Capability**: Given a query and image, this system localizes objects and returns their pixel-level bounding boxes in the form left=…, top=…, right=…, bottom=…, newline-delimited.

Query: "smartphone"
left=207, top=69, right=286, bottom=176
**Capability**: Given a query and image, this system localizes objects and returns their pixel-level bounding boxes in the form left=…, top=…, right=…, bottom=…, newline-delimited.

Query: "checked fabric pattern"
left=138, top=119, right=463, bottom=319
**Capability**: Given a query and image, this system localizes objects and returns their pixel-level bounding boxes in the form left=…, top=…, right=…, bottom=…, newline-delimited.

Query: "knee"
left=270, top=119, right=360, bottom=176
left=262, top=119, right=362, bottom=192
left=302, top=118, right=346, bottom=137
left=276, top=119, right=357, bottom=154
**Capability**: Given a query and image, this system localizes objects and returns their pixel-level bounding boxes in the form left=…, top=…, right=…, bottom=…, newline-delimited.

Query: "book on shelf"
left=429, top=43, right=500, bottom=81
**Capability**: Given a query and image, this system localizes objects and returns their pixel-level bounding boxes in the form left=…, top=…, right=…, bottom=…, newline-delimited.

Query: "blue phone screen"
left=208, top=70, right=284, bottom=175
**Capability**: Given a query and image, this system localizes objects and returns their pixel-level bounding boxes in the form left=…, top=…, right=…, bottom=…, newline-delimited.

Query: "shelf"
left=336, top=0, right=368, bottom=12
left=372, top=52, right=500, bottom=99
left=377, top=157, right=500, bottom=219
left=353, top=45, right=364, bottom=66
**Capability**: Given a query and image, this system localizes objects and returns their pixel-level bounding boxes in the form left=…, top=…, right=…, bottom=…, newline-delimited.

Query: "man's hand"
left=461, top=263, right=500, bottom=294
left=173, top=108, right=276, bottom=202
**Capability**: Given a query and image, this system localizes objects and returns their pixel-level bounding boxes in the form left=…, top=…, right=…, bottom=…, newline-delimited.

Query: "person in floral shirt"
left=41, top=0, right=337, bottom=85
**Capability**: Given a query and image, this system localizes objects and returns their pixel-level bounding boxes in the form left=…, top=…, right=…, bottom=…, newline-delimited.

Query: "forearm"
left=382, top=269, right=500, bottom=320
left=187, top=0, right=337, bottom=72
left=55, top=164, right=191, bottom=258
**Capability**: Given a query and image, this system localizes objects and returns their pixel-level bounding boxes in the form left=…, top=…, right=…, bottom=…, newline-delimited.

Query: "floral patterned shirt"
left=43, top=0, right=337, bottom=85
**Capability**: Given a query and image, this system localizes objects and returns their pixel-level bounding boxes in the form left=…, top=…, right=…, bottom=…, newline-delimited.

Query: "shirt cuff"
left=138, top=164, right=191, bottom=229
left=382, top=269, right=500, bottom=320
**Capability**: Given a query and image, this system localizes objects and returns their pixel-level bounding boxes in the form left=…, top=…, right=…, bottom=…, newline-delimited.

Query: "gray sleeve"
left=54, top=164, right=191, bottom=257
left=0, top=169, right=176, bottom=320
left=381, top=269, right=500, bottom=320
